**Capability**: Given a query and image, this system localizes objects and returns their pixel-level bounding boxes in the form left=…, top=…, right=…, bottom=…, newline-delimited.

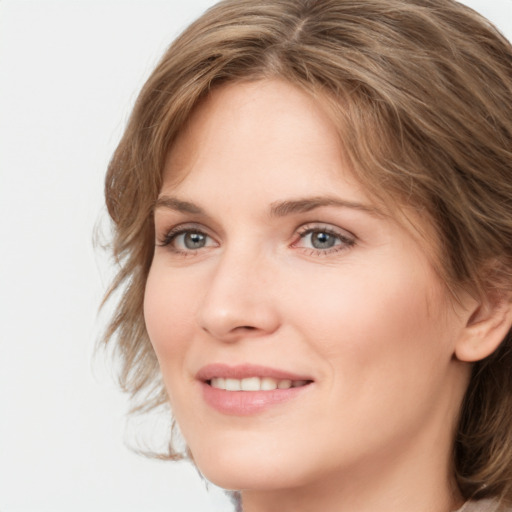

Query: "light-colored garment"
left=455, top=499, right=511, bottom=512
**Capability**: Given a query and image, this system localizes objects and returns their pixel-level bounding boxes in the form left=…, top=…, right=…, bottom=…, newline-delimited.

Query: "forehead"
left=162, top=79, right=364, bottom=199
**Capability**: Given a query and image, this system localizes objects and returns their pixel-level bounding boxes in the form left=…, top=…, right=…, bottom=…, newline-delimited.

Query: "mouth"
left=207, top=376, right=312, bottom=391
left=197, top=364, right=314, bottom=415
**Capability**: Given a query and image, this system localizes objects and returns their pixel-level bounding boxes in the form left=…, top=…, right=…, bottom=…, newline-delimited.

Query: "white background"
left=0, top=1, right=511, bottom=511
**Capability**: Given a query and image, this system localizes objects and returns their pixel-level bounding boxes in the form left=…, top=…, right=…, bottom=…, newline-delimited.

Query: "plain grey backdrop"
left=0, top=1, right=511, bottom=511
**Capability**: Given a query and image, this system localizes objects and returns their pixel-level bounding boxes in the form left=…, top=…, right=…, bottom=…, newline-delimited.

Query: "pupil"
left=185, top=232, right=206, bottom=249
left=312, top=231, right=335, bottom=249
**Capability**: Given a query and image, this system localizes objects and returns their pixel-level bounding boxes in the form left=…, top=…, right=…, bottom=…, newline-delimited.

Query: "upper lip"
left=196, top=363, right=313, bottom=382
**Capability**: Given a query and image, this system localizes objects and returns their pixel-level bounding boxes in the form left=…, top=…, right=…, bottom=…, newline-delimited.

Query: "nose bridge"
left=197, top=240, right=279, bottom=340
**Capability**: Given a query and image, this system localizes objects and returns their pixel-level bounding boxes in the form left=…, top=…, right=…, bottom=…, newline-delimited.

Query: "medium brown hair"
left=103, top=0, right=512, bottom=501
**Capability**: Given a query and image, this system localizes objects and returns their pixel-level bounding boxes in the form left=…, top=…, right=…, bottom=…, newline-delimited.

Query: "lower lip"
left=201, top=382, right=311, bottom=415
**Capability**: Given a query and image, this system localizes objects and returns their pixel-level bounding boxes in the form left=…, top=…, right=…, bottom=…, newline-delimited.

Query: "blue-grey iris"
left=184, top=232, right=207, bottom=249
left=311, top=231, right=336, bottom=249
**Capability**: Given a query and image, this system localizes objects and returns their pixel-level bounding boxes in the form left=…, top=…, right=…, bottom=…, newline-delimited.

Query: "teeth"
left=225, top=378, right=241, bottom=391
left=261, top=377, right=277, bottom=390
left=277, top=379, right=292, bottom=389
left=241, top=377, right=260, bottom=391
left=209, top=377, right=308, bottom=391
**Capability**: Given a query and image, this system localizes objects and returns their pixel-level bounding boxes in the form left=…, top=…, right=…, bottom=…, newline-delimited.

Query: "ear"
left=455, top=290, right=512, bottom=362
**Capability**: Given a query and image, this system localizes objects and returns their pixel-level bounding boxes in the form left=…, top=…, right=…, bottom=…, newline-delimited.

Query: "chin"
left=201, top=464, right=308, bottom=492
left=188, top=438, right=306, bottom=491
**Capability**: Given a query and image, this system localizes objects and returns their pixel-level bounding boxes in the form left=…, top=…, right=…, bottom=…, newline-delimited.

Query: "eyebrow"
left=154, top=194, right=383, bottom=217
left=154, top=196, right=206, bottom=215
left=269, top=196, right=383, bottom=217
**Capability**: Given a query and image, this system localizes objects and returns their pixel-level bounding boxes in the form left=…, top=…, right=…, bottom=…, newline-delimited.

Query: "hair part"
left=103, top=0, right=512, bottom=499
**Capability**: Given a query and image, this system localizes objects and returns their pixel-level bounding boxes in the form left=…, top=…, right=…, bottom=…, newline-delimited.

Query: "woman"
left=103, top=0, right=512, bottom=510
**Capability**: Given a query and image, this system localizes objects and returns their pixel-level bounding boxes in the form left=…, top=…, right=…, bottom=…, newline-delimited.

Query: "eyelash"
left=156, top=223, right=356, bottom=256
left=157, top=224, right=214, bottom=255
left=293, top=224, right=355, bottom=256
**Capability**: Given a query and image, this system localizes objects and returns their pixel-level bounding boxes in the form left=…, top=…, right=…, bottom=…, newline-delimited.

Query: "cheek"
left=280, top=262, right=458, bottom=459
left=143, top=264, right=197, bottom=366
left=286, top=259, right=451, bottom=377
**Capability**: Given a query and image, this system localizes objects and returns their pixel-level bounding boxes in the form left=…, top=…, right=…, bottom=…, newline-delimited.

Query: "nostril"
left=198, top=299, right=280, bottom=340
left=229, top=325, right=258, bottom=334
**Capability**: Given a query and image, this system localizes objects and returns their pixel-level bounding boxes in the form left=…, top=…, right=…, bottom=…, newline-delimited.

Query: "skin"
left=144, top=79, right=484, bottom=512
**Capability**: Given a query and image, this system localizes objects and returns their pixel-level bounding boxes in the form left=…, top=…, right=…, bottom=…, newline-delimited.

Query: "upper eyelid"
left=296, top=223, right=356, bottom=239
left=154, top=215, right=224, bottom=239
left=156, top=221, right=214, bottom=236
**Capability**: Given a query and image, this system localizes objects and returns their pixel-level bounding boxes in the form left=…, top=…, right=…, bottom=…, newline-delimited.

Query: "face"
left=144, top=80, right=471, bottom=495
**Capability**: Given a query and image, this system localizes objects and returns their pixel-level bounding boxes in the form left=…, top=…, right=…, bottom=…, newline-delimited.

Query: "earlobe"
left=455, top=292, right=512, bottom=362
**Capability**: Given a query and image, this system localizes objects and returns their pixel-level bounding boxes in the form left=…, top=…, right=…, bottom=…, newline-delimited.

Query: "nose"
left=197, top=248, right=280, bottom=342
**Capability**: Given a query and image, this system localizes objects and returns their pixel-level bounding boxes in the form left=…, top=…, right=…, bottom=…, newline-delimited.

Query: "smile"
left=197, top=364, right=314, bottom=415
left=209, top=376, right=310, bottom=391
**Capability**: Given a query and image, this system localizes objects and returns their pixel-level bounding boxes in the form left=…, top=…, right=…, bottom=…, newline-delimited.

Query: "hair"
left=102, top=0, right=512, bottom=502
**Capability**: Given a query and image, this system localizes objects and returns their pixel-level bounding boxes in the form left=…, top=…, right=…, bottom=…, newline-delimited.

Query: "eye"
left=174, top=231, right=210, bottom=250
left=158, top=225, right=217, bottom=253
left=294, top=225, right=355, bottom=255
